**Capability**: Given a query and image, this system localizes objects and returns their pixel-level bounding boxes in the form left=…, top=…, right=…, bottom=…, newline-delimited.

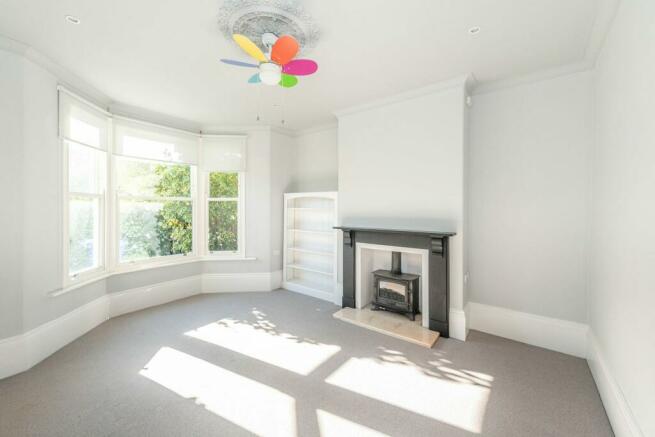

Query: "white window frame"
left=205, top=171, right=245, bottom=258
left=113, top=155, right=197, bottom=269
left=57, top=87, right=253, bottom=295
left=62, top=140, right=108, bottom=285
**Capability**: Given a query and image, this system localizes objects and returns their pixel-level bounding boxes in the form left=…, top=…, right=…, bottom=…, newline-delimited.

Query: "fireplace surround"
left=335, top=226, right=455, bottom=337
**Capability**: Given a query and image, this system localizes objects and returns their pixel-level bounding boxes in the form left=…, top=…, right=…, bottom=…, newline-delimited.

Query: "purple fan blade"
left=282, top=59, right=318, bottom=76
left=220, top=59, right=259, bottom=68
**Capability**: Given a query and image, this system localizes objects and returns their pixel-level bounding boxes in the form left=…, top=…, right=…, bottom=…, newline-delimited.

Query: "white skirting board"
left=0, top=296, right=111, bottom=380
left=203, top=271, right=282, bottom=293
left=468, top=301, right=588, bottom=358
left=587, top=332, right=645, bottom=437
left=0, top=271, right=281, bottom=380
left=282, top=280, right=341, bottom=305
left=109, top=275, right=201, bottom=318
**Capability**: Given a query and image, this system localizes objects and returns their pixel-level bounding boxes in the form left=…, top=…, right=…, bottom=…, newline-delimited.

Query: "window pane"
left=69, top=142, right=104, bottom=194
left=119, top=200, right=192, bottom=261
left=208, top=200, right=238, bottom=252
left=117, top=158, right=191, bottom=197
left=209, top=172, right=238, bottom=198
left=69, top=197, right=99, bottom=274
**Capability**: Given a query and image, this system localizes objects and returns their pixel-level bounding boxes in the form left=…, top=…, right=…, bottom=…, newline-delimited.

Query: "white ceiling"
left=0, top=0, right=606, bottom=130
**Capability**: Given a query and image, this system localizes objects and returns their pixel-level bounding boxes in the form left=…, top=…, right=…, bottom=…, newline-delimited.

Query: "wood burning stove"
left=372, top=251, right=420, bottom=321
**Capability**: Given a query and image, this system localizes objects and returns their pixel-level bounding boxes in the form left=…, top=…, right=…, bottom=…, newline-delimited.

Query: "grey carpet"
left=0, top=290, right=612, bottom=437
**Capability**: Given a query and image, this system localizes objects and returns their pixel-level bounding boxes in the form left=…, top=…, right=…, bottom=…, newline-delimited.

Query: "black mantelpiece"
left=334, top=226, right=455, bottom=338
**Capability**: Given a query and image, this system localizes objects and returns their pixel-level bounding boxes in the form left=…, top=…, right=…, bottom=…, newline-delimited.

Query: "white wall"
left=0, top=51, right=108, bottom=336
left=0, top=50, right=24, bottom=338
left=336, top=82, right=468, bottom=318
left=590, top=1, right=655, bottom=435
left=270, top=130, right=297, bottom=272
left=469, top=71, right=593, bottom=323
left=291, top=126, right=338, bottom=193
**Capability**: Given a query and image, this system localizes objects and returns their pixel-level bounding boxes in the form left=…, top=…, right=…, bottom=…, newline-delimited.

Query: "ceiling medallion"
left=217, top=0, right=320, bottom=55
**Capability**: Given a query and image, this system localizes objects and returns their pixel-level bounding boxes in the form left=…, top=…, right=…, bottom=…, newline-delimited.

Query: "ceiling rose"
left=217, top=0, right=320, bottom=54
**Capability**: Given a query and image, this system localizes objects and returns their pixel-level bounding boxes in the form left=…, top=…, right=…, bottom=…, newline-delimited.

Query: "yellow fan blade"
left=232, top=34, right=267, bottom=63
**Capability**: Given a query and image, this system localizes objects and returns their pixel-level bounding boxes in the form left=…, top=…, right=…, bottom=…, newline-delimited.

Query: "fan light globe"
left=259, top=62, right=282, bottom=86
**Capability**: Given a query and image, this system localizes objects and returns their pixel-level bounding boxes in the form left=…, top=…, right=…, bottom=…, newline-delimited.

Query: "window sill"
left=49, top=255, right=257, bottom=297
left=50, top=272, right=112, bottom=297
left=200, top=255, right=257, bottom=261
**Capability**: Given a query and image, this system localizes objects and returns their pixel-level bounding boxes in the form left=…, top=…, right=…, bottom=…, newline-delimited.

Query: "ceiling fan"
left=220, top=33, right=318, bottom=88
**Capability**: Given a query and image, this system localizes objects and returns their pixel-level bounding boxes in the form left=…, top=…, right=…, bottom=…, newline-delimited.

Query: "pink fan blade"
left=282, top=59, right=318, bottom=76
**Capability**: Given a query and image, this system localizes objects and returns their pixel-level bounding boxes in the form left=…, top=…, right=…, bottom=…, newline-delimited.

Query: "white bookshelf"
left=282, top=192, right=338, bottom=304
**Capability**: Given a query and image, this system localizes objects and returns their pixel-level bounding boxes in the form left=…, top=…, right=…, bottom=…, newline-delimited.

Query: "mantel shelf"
left=334, top=225, right=456, bottom=238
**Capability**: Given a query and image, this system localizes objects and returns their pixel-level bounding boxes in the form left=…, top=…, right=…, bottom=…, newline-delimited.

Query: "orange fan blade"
left=271, top=35, right=299, bottom=65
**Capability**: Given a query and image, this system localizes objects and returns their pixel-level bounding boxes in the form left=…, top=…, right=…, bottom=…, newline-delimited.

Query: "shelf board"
left=284, top=278, right=333, bottom=295
left=288, top=228, right=334, bottom=235
left=287, top=264, right=333, bottom=276
left=288, top=207, right=333, bottom=211
left=288, top=247, right=334, bottom=256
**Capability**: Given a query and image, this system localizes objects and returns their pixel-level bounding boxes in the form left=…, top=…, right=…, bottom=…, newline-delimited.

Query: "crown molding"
left=0, top=34, right=111, bottom=108
left=270, top=125, right=298, bottom=137
left=472, top=60, right=595, bottom=96
left=334, top=74, right=472, bottom=118
left=0, top=33, right=29, bottom=54
left=584, top=0, right=621, bottom=68
left=109, top=102, right=203, bottom=134
left=294, top=121, right=338, bottom=137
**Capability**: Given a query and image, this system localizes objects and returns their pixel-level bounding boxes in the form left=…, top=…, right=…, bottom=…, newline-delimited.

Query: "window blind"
left=114, top=118, right=199, bottom=165
left=58, top=91, right=109, bottom=150
left=201, top=135, right=247, bottom=172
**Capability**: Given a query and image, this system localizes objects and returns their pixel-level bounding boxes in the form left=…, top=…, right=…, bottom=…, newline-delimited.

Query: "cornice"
left=334, top=74, right=472, bottom=118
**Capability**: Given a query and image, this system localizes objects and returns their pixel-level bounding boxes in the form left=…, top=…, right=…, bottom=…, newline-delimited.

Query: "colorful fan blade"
left=248, top=73, right=261, bottom=83
left=282, top=59, right=318, bottom=76
left=220, top=59, right=259, bottom=68
left=232, top=34, right=267, bottom=63
left=279, top=74, right=298, bottom=88
left=271, top=35, right=299, bottom=65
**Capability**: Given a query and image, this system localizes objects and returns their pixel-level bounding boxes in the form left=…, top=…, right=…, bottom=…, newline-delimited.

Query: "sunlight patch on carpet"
left=325, top=357, right=490, bottom=433
left=185, top=318, right=340, bottom=375
left=316, top=409, right=390, bottom=437
left=140, top=347, right=296, bottom=437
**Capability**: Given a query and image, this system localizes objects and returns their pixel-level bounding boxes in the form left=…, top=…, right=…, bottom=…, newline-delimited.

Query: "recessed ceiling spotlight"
left=65, top=15, right=81, bottom=24
left=468, top=26, right=481, bottom=35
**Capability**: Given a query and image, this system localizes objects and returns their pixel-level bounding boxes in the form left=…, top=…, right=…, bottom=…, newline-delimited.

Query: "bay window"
left=59, top=89, right=249, bottom=286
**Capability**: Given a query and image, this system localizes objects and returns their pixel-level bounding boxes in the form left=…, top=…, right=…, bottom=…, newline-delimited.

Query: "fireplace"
left=335, top=225, right=455, bottom=337
left=372, top=251, right=420, bottom=320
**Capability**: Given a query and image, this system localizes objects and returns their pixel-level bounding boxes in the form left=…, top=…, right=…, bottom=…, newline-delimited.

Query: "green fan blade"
left=279, top=74, right=298, bottom=88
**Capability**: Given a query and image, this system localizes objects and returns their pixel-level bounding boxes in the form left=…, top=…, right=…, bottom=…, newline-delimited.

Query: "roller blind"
left=114, top=118, right=199, bottom=165
left=58, top=91, right=109, bottom=150
left=201, top=135, right=247, bottom=172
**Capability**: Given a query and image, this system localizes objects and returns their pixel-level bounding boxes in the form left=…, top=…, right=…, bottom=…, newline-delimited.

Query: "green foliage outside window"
left=208, top=172, right=239, bottom=252
left=117, top=164, right=239, bottom=261
left=119, top=162, right=192, bottom=261
left=154, top=164, right=193, bottom=256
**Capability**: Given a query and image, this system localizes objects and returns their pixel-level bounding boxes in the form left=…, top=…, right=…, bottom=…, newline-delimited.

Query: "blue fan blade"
left=248, top=73, right=261, bottom=83
left=220, top=59, right=259, bottom=68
